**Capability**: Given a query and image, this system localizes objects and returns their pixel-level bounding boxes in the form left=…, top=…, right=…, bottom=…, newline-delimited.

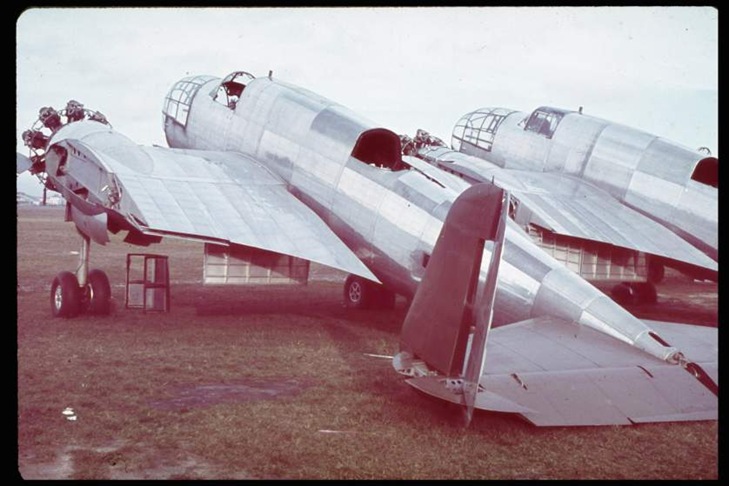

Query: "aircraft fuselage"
left=161, top=73, right=681, bottom=363
left=451, top=107, right=718, bottom=261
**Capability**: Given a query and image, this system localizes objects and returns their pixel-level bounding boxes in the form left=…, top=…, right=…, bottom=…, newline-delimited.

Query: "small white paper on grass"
left=62, top=407, right=77, bottom=420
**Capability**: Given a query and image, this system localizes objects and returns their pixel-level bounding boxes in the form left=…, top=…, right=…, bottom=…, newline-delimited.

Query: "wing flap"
left=479, top=364, right=717, bottom=426
left=416, top=148, right=716, bottom=271
left=504, top=171, right=717, bottom=271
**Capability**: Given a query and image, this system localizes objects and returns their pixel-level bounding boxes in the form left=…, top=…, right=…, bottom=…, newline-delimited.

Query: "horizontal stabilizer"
left=405, top=317, right=717, bottom=426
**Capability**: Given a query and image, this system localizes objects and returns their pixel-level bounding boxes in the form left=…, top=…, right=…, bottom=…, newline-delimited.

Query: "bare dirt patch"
left=148, top=378, right=310, bottom=411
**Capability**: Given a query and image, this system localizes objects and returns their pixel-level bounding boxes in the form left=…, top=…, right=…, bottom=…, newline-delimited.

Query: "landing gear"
left=50, top=271, right=82, bottom=318
left=610, top=281, right=657, bottom=306
left=343, top=275, right=396, bottom=309
left=49, top=231, right=112, bottom=318
left=50, top=268, right=112, bottom=318
left=86, top=268, right=111, bottom=315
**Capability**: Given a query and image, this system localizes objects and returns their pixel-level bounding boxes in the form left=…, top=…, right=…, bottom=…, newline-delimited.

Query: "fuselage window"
left=691, top=157, right=718, bottom=188
left=352, top=128, right=407, bottom=171
left=524, top=109, right=564, bottom=139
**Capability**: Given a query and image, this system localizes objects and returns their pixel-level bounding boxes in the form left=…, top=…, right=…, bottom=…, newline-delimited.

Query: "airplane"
left=17, top=70, right=717, bottom=427
left=400, top=106, right=718, bottom=305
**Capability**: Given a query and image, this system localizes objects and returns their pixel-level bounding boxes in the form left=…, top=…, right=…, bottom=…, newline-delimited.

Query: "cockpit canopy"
left=522, top=107, right=572, bottom=139
left=162, top=71, right=256, bottom=127
left=211, top=71, right=255, bottom=110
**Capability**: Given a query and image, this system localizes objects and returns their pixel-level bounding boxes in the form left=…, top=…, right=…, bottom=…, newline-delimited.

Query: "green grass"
left=17, top=205, right=718, bottom=479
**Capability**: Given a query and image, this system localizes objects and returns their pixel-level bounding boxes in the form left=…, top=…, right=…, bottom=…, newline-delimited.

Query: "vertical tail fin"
left=396, top=182, right=508, bottom=425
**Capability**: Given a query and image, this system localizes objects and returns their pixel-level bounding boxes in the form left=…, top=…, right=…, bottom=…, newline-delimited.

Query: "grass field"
left=16, top=205, right=718, bottom=479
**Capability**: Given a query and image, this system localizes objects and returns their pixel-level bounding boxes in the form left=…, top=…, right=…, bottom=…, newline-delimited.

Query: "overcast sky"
left=16, top=7, right=718, bottom=196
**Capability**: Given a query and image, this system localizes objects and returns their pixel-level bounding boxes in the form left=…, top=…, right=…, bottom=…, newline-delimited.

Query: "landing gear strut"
left=50, top=231, right=111, bottom=318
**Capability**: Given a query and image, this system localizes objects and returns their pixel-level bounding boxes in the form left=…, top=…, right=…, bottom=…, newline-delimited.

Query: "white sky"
left=16, top=6, right=718, bottom=196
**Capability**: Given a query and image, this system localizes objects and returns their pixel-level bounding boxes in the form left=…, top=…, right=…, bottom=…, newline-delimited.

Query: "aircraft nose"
left=161, top=74, right=217, bottom=148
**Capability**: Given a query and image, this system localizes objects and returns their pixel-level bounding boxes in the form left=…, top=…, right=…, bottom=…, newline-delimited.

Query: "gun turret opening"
left=352, top=128, right=407, bottom=171
left=691, top=156, right=718, bottom=188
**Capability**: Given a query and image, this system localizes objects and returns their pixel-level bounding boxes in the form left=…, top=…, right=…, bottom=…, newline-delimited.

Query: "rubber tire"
left=610, top=282, right=635, bottom=306
left=343, top=275, right=372, bottom=309
left=631, top=282, right=657, bottom=305
left=50, top=271, right=81, bottom=318
left=87, top=268, right=112, bottom=315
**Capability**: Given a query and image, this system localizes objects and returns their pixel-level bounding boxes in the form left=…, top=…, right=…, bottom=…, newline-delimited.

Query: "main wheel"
left=343, top=275, right=371, bottom=309
left=610, top=282, right=635, bottom=306
left=50, top=271, right=81, bottom=318
left=631, top=282, right=657, bottom=304
left=86, top=268, right=111, bottom=315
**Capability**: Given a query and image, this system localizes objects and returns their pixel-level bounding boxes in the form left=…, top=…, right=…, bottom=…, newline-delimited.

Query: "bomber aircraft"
left=401, top=106, right=718, bottom=306
left=17, top=70, right=717, bottom=426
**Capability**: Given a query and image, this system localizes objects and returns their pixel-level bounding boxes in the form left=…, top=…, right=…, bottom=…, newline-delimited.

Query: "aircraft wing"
left=424, top=154, right=717, bottom=272
left=406, top=317, right=717, bottom=426
left=56, top=128, right=379, bottom=282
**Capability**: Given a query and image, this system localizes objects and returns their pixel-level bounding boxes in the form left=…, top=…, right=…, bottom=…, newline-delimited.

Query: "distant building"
left=45, top=194, right=65, bottom=206
left=16, top=191, right=65, bottom=206
left=16, top=192, right=39, bottom=205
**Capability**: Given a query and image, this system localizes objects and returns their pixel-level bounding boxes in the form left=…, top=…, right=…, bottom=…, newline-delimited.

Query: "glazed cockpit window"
left=524, top=107, right=570, bottom=139
left=162, top=75, right=217, bottom=128
left=452, top=108, right=515, bottom=152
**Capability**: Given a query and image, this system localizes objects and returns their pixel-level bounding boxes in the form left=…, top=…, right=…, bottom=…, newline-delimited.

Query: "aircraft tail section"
left=395, top=183, right=508, bottom=392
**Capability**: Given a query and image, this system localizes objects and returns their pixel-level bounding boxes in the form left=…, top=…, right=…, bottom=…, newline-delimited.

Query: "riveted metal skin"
left=451, top=107, right=718, bottom=262
left=23, top=72, right=716, bottom=425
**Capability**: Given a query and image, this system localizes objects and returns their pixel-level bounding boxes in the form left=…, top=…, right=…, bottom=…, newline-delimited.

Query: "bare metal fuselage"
left=161, top=75, right=681, bottom=363
left=452, top=107, right=718, bottom=261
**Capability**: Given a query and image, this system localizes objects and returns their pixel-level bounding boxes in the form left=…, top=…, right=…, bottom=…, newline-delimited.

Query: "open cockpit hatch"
left=211, top=71, right=256, bottom=110
left=521, top=107, right=572, bottom=139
